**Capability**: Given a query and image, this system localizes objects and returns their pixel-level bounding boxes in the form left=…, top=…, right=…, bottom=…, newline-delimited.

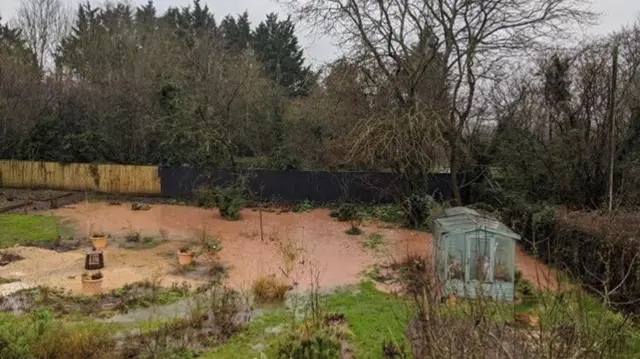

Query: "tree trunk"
left=449, top=143, right=462, bottom=205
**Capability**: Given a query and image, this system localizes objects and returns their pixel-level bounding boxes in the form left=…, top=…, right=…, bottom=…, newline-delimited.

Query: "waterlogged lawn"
left=0, top=214, right=62, bottom=247
left=326, top=282, right=412, bottom=358
left=205, top=310, right=290, bottom=358
left=211, top=282, right=412, bottom=359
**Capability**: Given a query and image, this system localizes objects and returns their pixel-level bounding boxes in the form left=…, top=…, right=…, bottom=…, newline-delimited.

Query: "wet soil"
left=48, top=202, right=430, bottom=292
left=1, top=201, right=555, bottom=295
left=0, top=281, right=192, bottom=317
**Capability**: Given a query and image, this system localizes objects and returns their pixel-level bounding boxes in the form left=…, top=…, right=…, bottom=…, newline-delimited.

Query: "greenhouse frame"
left=432, top=207, right=521, bottom=301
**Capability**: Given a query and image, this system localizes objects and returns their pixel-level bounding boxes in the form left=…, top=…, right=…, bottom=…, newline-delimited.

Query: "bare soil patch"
left=0, top=188, right=84, bottom=213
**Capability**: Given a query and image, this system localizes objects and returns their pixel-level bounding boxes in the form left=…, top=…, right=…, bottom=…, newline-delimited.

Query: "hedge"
left=477, top=189, right=640, bottom=313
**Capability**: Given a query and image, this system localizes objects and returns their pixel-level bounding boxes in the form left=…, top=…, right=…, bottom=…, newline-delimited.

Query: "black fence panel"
left=159, top=166, right=454, bottom=203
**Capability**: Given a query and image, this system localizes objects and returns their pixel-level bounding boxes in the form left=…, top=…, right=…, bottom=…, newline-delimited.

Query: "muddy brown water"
left=0, top=202, right=555, bottom=295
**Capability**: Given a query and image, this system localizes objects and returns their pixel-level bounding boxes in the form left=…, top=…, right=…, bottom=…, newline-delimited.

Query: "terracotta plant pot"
left=90, top=235, right=108, bottom=250
left=82, top=277, right=103, bottom=295
left=177, top=251, right=194, bottom=266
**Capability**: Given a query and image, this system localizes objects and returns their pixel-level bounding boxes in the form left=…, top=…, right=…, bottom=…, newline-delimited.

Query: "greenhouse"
left=432, top=207, right=520, bottom=301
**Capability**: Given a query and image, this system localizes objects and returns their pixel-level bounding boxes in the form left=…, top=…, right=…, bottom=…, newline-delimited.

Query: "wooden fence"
left=0, top=160, right=161, bottom=195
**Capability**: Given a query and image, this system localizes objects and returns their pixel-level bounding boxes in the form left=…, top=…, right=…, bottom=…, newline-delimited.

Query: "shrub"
left=194, top=188, right=217, bottom=208
left=515, top=270, right=535, bottom=298
left=294, top=199, right=314, bottom=213
left=252, top=276, right=290, bottom=303
left=392, top=253, right=428, bottom=295
left=401, top=193, right=437, bottom=228
left=332, top=203, right=359, bottom=222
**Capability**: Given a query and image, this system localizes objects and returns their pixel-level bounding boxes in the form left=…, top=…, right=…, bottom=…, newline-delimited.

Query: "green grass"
left=210, top=282, right=412, bottom=358
left=0, top=215, right=62, bottom=248
left=204, top=310, right=289, bottom=358
left=363, top=232, right=385, bottom=251
left=326, top=282, right=412, bottom=358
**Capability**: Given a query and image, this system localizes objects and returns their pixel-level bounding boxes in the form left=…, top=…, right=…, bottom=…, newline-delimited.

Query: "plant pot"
left=82, top=277, right=103, bottom=295
left=177, top=251, right=194, bottom=266
left=90, top=235, right=108, bottom=250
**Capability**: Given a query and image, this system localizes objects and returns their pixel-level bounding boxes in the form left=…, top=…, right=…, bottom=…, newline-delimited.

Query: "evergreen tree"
left=251, top=13, right=312, bottom=97
left=219, top=11, right=251, bottom=52
left=162, top=0, right=217, bottom=45
left=0, top=16, right=37, bottom=67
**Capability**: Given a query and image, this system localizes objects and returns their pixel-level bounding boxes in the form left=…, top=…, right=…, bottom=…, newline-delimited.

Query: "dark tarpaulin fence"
left=158, top=166, right=455, bottom=203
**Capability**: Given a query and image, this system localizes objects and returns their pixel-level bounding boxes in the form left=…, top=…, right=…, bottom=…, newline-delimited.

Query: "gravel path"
left=0, top=281, right=37, bottom=297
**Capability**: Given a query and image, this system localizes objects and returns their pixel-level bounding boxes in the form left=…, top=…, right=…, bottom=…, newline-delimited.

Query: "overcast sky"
left=1, top=0, right=638, bottom=66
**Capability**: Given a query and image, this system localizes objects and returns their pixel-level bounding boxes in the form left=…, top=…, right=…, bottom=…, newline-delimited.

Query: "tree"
left=219, top=11, right=251, bottom=52
left=282, top=0, right=596, bottom=204
left=252, top=13, right=312, bottom=97
left=0, top=17, right=40, bottom=156
left=14, top=0, right=71, bottom=71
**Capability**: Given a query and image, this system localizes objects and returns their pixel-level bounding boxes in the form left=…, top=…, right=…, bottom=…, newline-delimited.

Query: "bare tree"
left=282, top=0, right=597, bottom=203
left=15, top=0, right=71, bottom=70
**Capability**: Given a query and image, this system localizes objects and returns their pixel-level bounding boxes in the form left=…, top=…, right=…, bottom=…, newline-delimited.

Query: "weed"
left=142, top=236, right=155, bottom=245
left=360, top=204, right=405, bottom=224
left=159, top=228, right=170, bottom=241
left=392, top=253, right=427, bottom=295
left=277, top=235, right=303, bottom=279
left=345, top=226, right=363, bottom=235
left=345, top=218, right=363, bottom=235
left=382, top=340, right=405, bottom=358
left=30, top=321, right=116, bottom=359
left=0, top=277, right=19, bottom=285
left=252, top=276, right=290, bottom=303
left=125, top=226, right=141, bottom=243
left=181, top=262, right=197, bottom=272
left=363, top=233, right=385, bottom=251
left=294, top=199, right=314, bottom=213
left=277, top=331, right=342, bottom=359
left=193, top=231, right=223, bottom=262
left=0, top=250, right=24, bottom=264
left=331, top=203, right=359, bottom=222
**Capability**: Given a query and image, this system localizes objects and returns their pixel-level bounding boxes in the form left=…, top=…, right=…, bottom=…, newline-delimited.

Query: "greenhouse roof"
left=433, top=207, right=521, bottom=239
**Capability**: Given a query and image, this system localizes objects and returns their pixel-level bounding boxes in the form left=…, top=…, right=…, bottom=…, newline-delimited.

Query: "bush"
left=194, top=188, right=217, bottom=208
left=252, top=276, right=290, bottom=303
left=514, top=270, right=535, bottom=298
left=331, top=203, right=359, bottom=222
left=196, top=177, right=248, bottom=220
left=401, top=193, right=437, bottom=228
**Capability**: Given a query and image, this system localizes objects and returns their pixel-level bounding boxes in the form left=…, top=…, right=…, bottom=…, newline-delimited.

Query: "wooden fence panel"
left=0, top=160, right=161, bottom=195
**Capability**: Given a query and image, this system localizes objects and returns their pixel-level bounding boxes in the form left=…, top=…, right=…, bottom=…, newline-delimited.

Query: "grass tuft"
left=252, top=276, right=290, bottom=303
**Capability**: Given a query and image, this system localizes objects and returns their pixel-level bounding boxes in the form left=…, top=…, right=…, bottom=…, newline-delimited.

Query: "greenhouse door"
left=466, top=233, right=494, bottom=282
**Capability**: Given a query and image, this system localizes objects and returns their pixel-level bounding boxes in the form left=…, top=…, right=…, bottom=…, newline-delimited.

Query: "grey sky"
left=1, top=0, right=638, bottom=67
